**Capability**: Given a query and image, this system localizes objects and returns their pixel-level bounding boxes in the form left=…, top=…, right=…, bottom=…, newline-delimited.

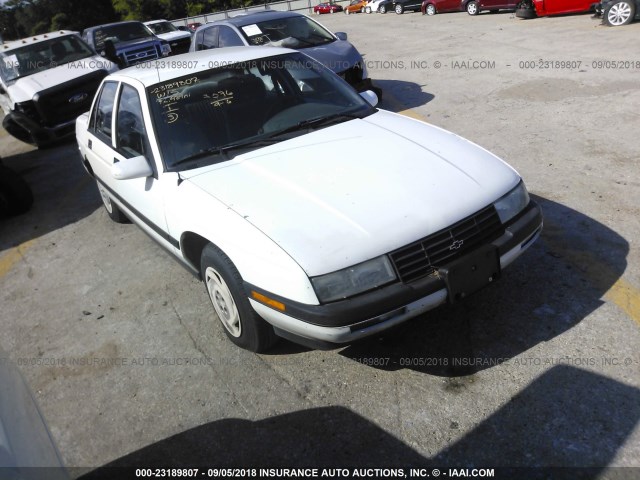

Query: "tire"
left=361, top=6, right=366, bottom=12
left=425, top=3, right=436, bottom=15
left=365, top=6, right=372, bottom=13
left=466, top=1, right=479, bottom=15
left=380, top=4, right=387, bottom=12
left=96, top=181, right=129, bottom=223
left=395, top=4, right=404, bottom=14
left=604, top=1, right=635, bottom=25
left=515, top=4, right=536, bottom=18
left=201, top=243, right=278, bottom=352
left=345, top=8, right=350, bottom=14
left=0, top=165, right=33, bottom=218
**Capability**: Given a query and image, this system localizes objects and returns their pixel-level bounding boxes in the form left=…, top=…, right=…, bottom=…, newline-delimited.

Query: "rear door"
left=542, top=0, right=591, bottom=14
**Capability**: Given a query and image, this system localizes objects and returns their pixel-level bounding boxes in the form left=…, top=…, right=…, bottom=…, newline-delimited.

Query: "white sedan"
left=76, top=46, right=542, bottom=352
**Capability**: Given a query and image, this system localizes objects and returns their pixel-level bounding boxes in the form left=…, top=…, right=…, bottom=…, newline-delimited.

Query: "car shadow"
left=374, top=79, right=435, bottom=112
left=336, top=194, right=629, bottom=376
left=0, top=141, right=101, bottom=251
left=76, top=366, right=640, bottom=478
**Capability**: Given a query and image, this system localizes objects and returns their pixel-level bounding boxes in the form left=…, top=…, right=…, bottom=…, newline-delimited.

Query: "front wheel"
left=425, top=3, right=436, bottom=15
left=365, top=6, right=372, bottom=13
left=604, top=1, right=635, bottom=25
left=345, top=8, right=350, bottom=14
left=395, top=4, right=404, bottom=13
left=466, top=1, right=479, bottom=15
left=201, top=244, right=278, bottom=352
left=96, top=182, right=129, bottom=223
left=380, top=4, right=387, bottom=12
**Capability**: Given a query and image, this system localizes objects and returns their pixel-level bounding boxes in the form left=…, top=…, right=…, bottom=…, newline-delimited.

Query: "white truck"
left=0, top=30, right=117, bottom=147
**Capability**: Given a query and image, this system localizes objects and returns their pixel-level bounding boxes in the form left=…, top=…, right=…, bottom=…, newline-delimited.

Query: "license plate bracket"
left=439, top=245, right=501, bottom=304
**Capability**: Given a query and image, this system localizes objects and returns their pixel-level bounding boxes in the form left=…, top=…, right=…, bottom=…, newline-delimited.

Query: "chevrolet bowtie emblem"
left=449, top=239, right=464, bottom=251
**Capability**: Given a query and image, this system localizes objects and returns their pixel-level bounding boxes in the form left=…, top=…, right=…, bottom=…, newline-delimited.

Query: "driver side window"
left=91, top=81, right=118, bottom=142
left=116, top=84, right=151, bottom=159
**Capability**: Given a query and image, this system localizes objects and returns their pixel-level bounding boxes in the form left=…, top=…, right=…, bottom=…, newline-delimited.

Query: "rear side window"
left=218, top=26, right=243, bottom=47
left=199, top=26, right=218, bottom=50
left=91, top=81, right=118, bottom=141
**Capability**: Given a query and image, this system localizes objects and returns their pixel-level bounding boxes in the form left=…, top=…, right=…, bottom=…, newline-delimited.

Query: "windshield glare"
left=147, top=52, right=374, bottom=171
left=0, top=35, right=94, bottom=82
left=147, top=22, right=178, bottom=35
left=92, top=23, right=153, bottom=50
left=240, top=16, right=335, bottom=48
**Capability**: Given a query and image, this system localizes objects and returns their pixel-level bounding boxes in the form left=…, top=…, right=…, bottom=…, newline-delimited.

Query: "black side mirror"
left=103, top=39, right=121, bottom=66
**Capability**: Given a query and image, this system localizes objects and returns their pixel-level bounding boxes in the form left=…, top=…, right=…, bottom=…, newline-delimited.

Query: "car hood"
left=182, top=110, right=520, bottom=276
left=299, top=40, right=362, bottom=74
left=112, top=37, right=160, bottom=51
left=5, top=56, right=114, bottom=104
left=154, top=30, right=191, bottom=43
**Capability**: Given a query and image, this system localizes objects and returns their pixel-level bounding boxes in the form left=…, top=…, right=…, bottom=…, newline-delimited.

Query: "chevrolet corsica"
left=75, top=47, right=542, bottom=352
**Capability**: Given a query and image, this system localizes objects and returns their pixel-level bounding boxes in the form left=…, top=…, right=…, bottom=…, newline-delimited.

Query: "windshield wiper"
left=170, top=149, right=226, bottom=170
left=291, top=36, right=315, bottom=47
left=268, top=112, right=363, bottom=138
left=170, top=138, right=282, bottom=170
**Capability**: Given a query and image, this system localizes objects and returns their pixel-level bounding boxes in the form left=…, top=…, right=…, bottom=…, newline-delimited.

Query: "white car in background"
left=75, top=46, right=542, bottom=352
left=144, top=19, right=192, bottom=55
left=366, top=0, right=392, bottom=13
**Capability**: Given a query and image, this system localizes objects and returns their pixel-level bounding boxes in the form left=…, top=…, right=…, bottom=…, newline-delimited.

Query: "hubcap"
left=205, top=267, right=241, bottom=337
left=427, top=5, right=435, bottom=14
left=97, top=184, right=113, bottom=214
left=396, top=5, right=401, bottom=13
left=468, top=3, right=477, bottom=14
left=609, top=3, right=631, bottom=25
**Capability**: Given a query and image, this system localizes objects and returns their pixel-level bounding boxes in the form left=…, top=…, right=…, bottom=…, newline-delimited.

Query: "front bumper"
left=247, top=201, right=543, bottom=347
left=2, top=111, right=75, bottom=147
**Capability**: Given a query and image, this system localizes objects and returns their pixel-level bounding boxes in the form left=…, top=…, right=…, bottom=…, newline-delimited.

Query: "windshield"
left=147, top=52, right=375, bottom=171
left=92, top=23, right=154, bottom=51
left=0, top=35, right=94, bottom=83
left=146, top=21, right=178, bottom=35
left=239, top=16, right=335, bottom=48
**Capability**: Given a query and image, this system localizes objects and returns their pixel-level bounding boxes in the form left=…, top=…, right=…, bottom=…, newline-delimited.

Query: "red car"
left=314, top=2, right=344, bottom=13
left=516, top=0, right=598, bottom=17
left=420, top=0, right=517, bottom=15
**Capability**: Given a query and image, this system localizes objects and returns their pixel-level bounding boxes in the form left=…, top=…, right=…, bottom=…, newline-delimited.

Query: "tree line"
left=0, top=0, right=263, bottom=40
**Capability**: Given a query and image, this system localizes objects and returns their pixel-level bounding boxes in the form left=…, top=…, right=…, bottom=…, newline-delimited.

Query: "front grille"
left=123, top=45, right=159, bottom=65
left=389, top=205, right=504, bottom=284
left=32, top=69, right=109, bottom=127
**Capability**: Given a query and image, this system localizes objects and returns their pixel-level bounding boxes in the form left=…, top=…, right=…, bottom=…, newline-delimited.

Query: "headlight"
left=311, top=255, right=397, bottom=303
left=493, top=181, right=530, bottom=224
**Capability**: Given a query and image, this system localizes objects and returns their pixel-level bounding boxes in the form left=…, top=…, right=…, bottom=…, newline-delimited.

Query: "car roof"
left=1, top=31, right=79, bottom=52
left=84, top=21, right=146, bottom=32
left=211, top=10, right=302, bottom=27
left=109, top=46, right=295, bottom=87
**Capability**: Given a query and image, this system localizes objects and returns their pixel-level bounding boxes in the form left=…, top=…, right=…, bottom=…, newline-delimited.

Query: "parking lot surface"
left=1, top=10, right=639, bottom=478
